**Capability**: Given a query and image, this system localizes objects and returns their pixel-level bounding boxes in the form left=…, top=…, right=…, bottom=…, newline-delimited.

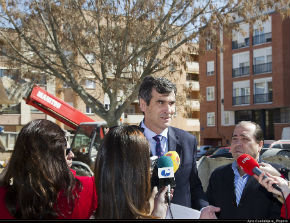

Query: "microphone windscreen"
left=157, top=156, right=174, bottom=168
left=165, top=151, right=180, bottom=173
left=237, top=154, right=260, bottom=176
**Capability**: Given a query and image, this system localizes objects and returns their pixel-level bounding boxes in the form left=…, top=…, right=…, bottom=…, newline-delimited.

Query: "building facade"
left=199, top=12, right=290, bottom=146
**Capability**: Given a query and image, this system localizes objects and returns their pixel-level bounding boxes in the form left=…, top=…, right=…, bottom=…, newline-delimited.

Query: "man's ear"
left=258, top=140, right=263, bottom=153
left=139, top=98, right=147, bottom=112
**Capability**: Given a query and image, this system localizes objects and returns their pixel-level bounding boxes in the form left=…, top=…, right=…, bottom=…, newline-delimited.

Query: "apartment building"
left=199, top=12, right=290, bottom=146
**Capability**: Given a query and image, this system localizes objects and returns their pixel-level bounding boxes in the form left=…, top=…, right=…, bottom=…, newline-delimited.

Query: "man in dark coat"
left=206, top=121, right=282, bottom=219
left=138, top=75, right=208, bottom=210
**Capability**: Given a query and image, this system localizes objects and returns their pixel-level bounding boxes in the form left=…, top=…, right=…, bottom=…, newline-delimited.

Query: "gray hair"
left=236, top=121, right=264, bottom=143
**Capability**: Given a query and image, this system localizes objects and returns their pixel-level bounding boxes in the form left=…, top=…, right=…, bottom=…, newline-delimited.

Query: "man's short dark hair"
left=138, top=76, right=177, bottom=105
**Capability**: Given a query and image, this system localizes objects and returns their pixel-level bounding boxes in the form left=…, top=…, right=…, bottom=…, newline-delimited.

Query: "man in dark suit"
left=138, top=76, right=208, bottom=210
left=206, top=121, right=282, bottom=219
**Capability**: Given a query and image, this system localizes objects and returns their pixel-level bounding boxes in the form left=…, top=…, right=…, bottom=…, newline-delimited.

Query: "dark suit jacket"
left=164, top=126, right=208, bottom=209
left=206, top=163, right=282, bottom=219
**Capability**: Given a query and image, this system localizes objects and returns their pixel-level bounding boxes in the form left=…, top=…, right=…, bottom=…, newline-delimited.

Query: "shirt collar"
left=232, top=161, right=249, bottom=178
left=141, top=121, right=168, bottom=140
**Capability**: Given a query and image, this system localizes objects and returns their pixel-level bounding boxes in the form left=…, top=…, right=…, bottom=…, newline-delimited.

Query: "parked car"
left=260, top=148, right=269, bottom=156
left=209, top=147, right=232, bottom=158
left=260, top=140, right=276, bottom=156
left=263, top=140, right=275, bottom=148
left=204, top=146, right=220, bottom=157
left=269, top=140, right=290, bottom=150
left=261, top=148, right=290, bottom=159
left=196, top=145, right=213, bottom=160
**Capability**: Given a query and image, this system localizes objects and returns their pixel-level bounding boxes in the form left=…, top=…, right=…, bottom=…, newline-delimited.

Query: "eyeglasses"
left=66, top=148, right=72, bottom=156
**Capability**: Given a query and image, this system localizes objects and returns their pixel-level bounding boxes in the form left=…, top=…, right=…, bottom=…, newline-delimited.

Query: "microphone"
left=164, top=151, right=180, bottom=173
left=151, top=152, right=181, bottom=204
left=237, top=154, right=282, bottom=192
left=163, top=151, right=181, bottom=204
left=157, top=156, right=175, bottom=204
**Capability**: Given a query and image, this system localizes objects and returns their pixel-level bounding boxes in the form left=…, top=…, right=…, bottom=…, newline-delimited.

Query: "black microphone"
left=237, top=154, right=282, bottom=192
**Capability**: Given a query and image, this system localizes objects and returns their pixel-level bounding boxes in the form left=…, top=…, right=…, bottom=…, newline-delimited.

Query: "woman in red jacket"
left=0, top=119, right=97, bottom=219
left=256, top=172, right=290, bottom=219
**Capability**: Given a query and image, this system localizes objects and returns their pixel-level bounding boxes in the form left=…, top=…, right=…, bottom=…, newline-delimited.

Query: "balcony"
left=232, top=38, right=249, bottom=50
left=0, top=104, right=21, bottom=114
left=186, top=61, right=199, bottom=73
left=186, top=118, right=200, bottom=126
left=186, top=99, right=200, bottom=110
left=253, top=62, right=272, bottom=75
left=123, top=113, right=144, bottom=124
left=185, top=81, right=199, bottom=91
left=253, top=92, right=272, bottom=104
left=232, top=66, right=250, bottom=78
left=232, top=95, right=250, bottom=105
left=252, top=32, right=272, bottom=45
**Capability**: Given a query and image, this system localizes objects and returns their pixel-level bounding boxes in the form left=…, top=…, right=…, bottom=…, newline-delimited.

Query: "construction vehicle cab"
left=25, top=85, right=106, bottom=176
left=70, top=122, right=106, bottom=176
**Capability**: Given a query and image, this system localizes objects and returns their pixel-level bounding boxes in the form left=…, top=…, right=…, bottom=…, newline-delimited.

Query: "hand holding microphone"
left=257, top=172, right=290, bottom=199
left=237, top=154, right=282, bottom=192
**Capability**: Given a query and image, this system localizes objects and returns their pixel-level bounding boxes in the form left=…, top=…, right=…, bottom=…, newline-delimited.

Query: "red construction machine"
left=25, top=85, right=106, bottom=176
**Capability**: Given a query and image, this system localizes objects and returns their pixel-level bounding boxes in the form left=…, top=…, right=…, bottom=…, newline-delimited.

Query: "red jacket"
left=281, top=194, right=290, bottom=219
left=0, top=171, right=97, bottom=219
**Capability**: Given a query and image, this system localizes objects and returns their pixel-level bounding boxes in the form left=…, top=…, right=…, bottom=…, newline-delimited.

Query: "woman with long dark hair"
left=94, top=125, right=168, bottom=219
left=0, top=119, right=97, bottom=219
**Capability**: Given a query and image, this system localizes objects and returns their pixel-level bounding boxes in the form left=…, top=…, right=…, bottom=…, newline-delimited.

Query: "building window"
left=206, top=38, right=213, bottom=50
left=206, top=61, right=214, bottom=76
left=86, top=105, right=93, bottom=114
left=253, top=17, right=272, bottom=45
left=0, top=69, right=8, bottom=77
left=207, top=112, right=215, bottom=126
left=85, top=80, right=96, bottom=89
left=280, top=108, right=290, bottom=123
left=223, top=111, right=235, bottom=126
left=232, top=51, right=250, bottom=78
left=104, top=93, right=110, bottom=111
left=235, top=110, right=252, bottom=124
left=253, top=77, right=272, bottom=104
left=85, top=53, right=96, bottom=64
left=186, top=73, right=199, bottom=81
left=169, top=63, right=176, bottom=72
left=206, top=87, right=215, bottom=101
left=233, top=80, right=250, bottom=105
left=2, top=103, right=21, bottom=114
left=253, top=47, right=272, bottom=75
left=225, top=112, right=230, bottom=125
left=232, top=23, right=249, bottom=49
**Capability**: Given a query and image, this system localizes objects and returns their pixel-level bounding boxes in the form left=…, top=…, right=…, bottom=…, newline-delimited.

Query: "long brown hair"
left=3, top=119, right=80, bottom=219
left=94, top=125, right=152, bottom=219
